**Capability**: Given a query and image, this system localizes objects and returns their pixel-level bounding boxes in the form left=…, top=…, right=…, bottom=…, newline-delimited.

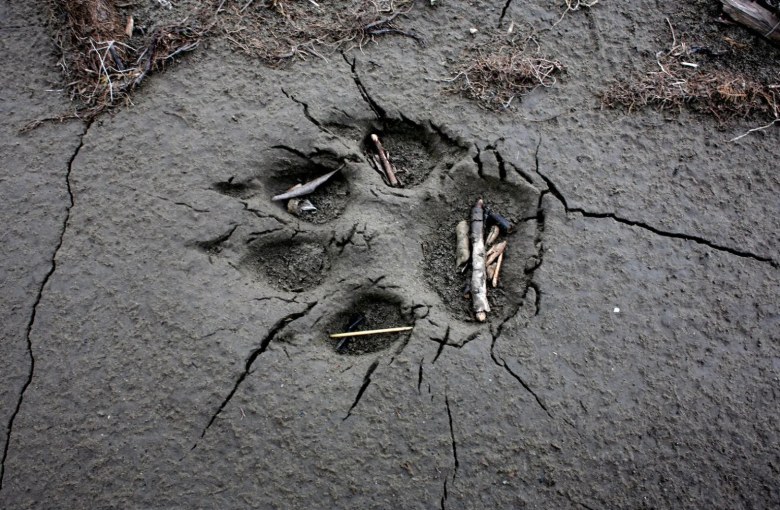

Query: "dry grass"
left=445, top=35, right=564, bottom=111
left=29, top=0, right=216, bottom=128
left=602, top=19, right=779, bottom=124
left=217, top=0, right=419, bottom=65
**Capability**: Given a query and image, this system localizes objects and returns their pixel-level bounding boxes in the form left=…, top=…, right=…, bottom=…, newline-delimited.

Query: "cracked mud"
left=1, top=1, right=779, bottom=509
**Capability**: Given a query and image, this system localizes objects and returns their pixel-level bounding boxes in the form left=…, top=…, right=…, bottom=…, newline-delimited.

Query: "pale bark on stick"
left=492, top=252, right=504, bottom=288
left=455, top=220, right=470, bottom=268
left=722, top=0, right=780, bottom=45
left=370, top=134, right=400, bottom=186
left=486, top=240, right=507, bottom=267
left=486, top=225, right=500, bottom=247
left=272, top=168, right=340, bottom=201
left=471, top=198, right=490, bottom=322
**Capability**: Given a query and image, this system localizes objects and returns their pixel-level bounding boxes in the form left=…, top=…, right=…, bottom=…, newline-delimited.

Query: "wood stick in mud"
left=492, top=252, right=504, bottom=288
left=329, top=326, right=413, bottom=338
left=271, top=168, right=340, bottom=201
left=370, top=134, right=399, bottom=186
left=485, top=225, right=500, bottom=247
left=486, top=240, right=507, bottom=267
left=722, top=0, right=780, bottom=45
left=471, top=198, right=490, bottom=322
left=455, top=220, right=470, bottom=268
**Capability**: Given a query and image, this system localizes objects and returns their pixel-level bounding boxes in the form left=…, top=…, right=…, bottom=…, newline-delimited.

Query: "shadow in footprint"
left=420, top=173, right=540, bottom=322
left=363, top=118, right=465, bottom=188
left=327, top=293, right=414, bottom=355
left=267, top=163, right=350, bottom=224
left=241, top=237, right=329, bottom=292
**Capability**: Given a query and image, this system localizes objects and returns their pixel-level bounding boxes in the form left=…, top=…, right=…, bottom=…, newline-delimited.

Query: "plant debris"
left=39, top=0, right=216, bottom=126
left=216, top=0, right=420, bottom=65
left=445, top=33, right=564, bottom=111
left=602, top=19, right=780, bottom=124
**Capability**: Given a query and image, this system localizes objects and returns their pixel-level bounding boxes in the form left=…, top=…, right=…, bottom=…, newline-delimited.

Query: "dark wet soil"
left=326, top=294, right=413, bottom=356
left=242, top=239, right=328, bottom=292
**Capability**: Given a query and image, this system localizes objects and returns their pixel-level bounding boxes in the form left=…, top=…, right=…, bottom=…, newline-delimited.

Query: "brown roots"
left=602, top=20, right=779, bottom=124
left=217, top=0, right=419, bottom=65
left=38, top=0, right=215, bottom=126
left=446, top=37, right=564, bottom=111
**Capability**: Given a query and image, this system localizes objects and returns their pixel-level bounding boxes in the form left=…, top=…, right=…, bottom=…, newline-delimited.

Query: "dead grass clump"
left=602, top=19, right=779, bottom=124
left=43, top=0, right=213, bottom=124
left=446, top=37, right=564, bottom=111
left=603, top=65, right=779, bottom=122
left=218, top=0, right=419, bottom=65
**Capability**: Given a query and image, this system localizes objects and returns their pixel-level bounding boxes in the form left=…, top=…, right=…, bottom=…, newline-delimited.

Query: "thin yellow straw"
left=329, top=326, right=414, bottom=339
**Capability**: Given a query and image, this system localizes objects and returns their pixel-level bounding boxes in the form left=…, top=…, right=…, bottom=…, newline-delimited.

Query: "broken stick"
left=471, top=198, right=490, bottom=322
left=485, top=240, right=507, bottom=267
left=455, top=220, right=470, bottom=268
left=492, top=252, right=504, bottom=288
left=329, top=326, right=413, bottom=338
left=370, top=134, right=400, bottom=186
left=272, top=168, right=340, bottom=201
left=485, top=225, right=500, bottom=247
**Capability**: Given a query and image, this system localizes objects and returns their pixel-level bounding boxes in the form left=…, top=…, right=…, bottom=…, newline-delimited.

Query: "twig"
left=329, top=326, right=414, bottom=338
left=371, top=134, right=399, bottom=186
left=492, top=252, right=504, bottom=288
left=271, top=168, right=341, bottom=201
left=729, top=118, right=780, bottom=141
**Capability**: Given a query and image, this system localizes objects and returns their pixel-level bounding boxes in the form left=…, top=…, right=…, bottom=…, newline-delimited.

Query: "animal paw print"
left=199, top=113, right=542, bottom=352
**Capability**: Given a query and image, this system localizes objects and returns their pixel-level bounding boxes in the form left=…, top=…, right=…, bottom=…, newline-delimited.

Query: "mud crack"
left=344, top=54, right=387, bottom=119
left=444, top=394, right=459, bottom=478
left=498, top=0, right=513, bottom=27
left=534, top=136, right=778, bottom=266
left=343, top=359, right=379, bottom=420
left=440, top=477, right=448, bottom=510
left=200, top=302, right=317, bottom=438
left=492, top=348, right=553, bottom=420
left=0, top=119, right=92, bottom=491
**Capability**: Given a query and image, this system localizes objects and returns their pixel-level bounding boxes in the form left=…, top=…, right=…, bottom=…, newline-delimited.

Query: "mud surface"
left=1, top=1, right=779, bottom=509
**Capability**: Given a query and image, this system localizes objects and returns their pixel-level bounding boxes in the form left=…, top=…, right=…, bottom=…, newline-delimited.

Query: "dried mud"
left=1, top=1, right=779, bottom=509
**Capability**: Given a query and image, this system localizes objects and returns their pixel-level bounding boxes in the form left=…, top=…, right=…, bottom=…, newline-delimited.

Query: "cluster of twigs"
left=602, top=20, right=779, bottom=125
left=42, top=0, right=215, bottom=125
left=446, top=37, right=564, bottom=110
left=218, top=0, right=419, bottom=65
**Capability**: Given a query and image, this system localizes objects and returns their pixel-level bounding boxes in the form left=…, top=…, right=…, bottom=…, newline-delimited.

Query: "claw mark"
left=445, top=394, right=459, bottom=478
left=200, top=302, right=317, bottom=437
left=1, top=119, right=92, bottom=491
left=344, top=359, right=380, bottom=420
left=344, top=54, right=387, bottom=119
